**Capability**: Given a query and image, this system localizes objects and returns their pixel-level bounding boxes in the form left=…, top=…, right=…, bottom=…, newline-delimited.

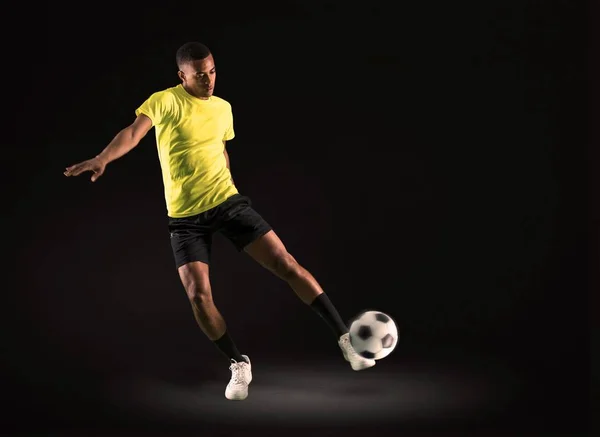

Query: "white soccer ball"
left=349, top=310, right=399, bottom=360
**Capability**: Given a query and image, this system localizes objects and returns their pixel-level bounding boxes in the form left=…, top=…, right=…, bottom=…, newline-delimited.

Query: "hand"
left=64, top=156, right=107, bottom=182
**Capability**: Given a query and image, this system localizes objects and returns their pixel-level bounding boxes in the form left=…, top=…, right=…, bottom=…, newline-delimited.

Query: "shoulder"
left=147, top=86, right=180, bottom=102
left=211, top=95, right=232, bottom=109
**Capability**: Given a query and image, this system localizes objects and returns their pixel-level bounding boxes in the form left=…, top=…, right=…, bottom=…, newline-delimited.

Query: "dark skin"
left=177, top=54, right=216, bottom=99
left=64, top=53, right=326, bottom=341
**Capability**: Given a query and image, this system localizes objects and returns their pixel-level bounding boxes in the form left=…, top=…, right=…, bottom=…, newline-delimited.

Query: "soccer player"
left=64, top=41, right=375, bottom=401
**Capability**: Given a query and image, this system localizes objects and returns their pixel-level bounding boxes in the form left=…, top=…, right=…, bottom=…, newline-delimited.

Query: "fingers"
left=64, top=162, right=89, bottom=177
left=64, top=164, right=80, bottom=177
left=64, top=159, right=105, bottom=181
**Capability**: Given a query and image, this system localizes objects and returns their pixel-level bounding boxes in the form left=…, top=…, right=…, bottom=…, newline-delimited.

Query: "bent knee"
left=186, top=285, right=213, bottom=304
left=178, top=263, right=212, bottom=302
left=272, top=251, right=301, bottom=279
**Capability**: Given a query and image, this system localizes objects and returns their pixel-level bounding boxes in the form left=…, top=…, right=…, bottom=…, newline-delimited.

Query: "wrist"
left=95, top=154, right=109, bottom=166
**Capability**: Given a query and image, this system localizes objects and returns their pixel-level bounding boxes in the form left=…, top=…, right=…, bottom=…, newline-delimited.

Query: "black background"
left=5, top=0, right=592, bottom=436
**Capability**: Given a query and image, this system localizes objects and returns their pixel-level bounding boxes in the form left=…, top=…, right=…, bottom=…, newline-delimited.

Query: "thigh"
left=168, top=215, right=213, bottom=268
left=218, top=195, right=273, bottom=252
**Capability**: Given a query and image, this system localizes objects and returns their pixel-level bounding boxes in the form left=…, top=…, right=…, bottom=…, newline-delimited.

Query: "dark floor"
left=4, top=360, right=590, bottom=437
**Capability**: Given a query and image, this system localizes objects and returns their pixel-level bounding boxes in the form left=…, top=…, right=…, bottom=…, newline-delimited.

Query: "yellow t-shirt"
left=135, top=84, right=238, bottom=218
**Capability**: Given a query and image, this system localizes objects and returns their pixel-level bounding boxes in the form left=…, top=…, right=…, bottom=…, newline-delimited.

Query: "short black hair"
left=176, top=42, right=211, bottom=69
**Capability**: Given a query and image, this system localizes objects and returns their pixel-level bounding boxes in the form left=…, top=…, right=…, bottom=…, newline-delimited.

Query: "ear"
left=177, top=70, right=185, bottom=82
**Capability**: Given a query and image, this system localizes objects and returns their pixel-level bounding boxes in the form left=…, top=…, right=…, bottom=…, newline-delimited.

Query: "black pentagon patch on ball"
left=381, top=333, right=394, bottom=348
left=357, top=325, right=372, bottom=340
left=375, top=313, right=390, bottom=323
left=361, top=351, right=376, bottom=359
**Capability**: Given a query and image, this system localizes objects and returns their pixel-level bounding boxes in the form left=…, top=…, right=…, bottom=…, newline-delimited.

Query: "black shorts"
left=167, top=194, right=272, bottom=268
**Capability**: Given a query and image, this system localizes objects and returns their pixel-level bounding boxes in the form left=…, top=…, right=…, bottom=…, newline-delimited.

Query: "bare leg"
left=244, top=230, right=324, bottom=304
left=244, top=230, right=348, bottom=339
left=177, top=262, right=251, bottom=398
left=245, top=230, right=372, bottom=370
left=178, top=261, right=226, bottom=340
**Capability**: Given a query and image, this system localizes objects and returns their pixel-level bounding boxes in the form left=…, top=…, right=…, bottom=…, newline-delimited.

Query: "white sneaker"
left=225, top=355, right=252, bottom=400
left=338, top=333, right=376, bottom=371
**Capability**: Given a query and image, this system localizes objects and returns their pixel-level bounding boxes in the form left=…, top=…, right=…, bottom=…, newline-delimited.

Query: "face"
left=178, top=54, right=216, bottom=99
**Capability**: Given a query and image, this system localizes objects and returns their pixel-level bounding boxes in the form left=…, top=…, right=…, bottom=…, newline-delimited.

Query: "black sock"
left=213, top=331, right=245, bottom=363
left=309, top=293, right=349, bottom=339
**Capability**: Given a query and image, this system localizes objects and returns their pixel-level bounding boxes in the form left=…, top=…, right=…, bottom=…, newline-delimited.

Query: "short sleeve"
left=223, top=104, right=235, bottom=141
left=135, top=91, right=167, bottom=126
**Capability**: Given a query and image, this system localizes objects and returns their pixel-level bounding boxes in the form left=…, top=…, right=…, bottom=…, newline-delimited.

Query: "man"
left=64, top=41, right=375, bottom=401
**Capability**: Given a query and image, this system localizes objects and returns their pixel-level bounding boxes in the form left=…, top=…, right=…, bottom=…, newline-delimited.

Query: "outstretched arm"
left=64, top=114, right=153, bottom=182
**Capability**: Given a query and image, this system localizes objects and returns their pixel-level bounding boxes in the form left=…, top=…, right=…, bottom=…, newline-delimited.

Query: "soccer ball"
left=349, top=310, right=398, bottom=360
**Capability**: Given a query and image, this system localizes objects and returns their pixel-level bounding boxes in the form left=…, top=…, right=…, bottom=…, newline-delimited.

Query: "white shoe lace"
left=345, top=339, right=360, bottom=359
left=229, top=361, right=248, bottom=385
